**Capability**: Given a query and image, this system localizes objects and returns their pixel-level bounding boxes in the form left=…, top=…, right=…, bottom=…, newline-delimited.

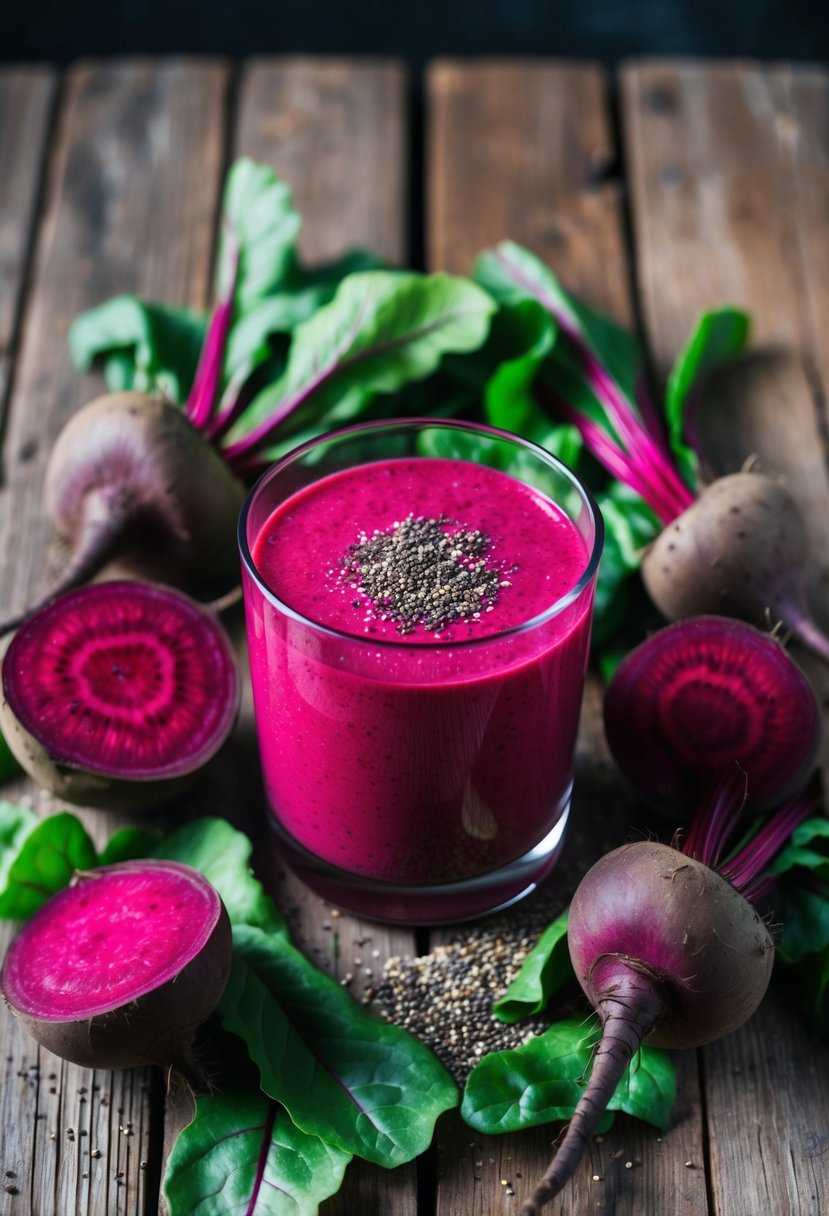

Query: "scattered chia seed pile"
left=338, top=514, right=513, bottom=634
left=371, top=904, right=571, bottom=1083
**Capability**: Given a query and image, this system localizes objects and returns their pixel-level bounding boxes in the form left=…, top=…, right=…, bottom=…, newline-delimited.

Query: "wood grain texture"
left=427, top=58, right=632, bottom=322
left=2, top=51, right=828, bottom=1216
left=426, top=58, right=707, bottom=1216
left=622, top=58, right=829, bottom=1216
left=703, top=992, right=829, bottom=1216
left=0, top=67, right=56, bottom=420
left=0, top=59, right=230, bottom=1216
left=235, top=57, right=408, bottom=267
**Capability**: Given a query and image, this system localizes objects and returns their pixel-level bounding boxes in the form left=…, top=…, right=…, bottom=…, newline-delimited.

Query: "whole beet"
left=46, top=391, right=246, bottom=591
left=641, top=471, right=829, bottom=663
left=568, top=842, right=774, bottom=1049
left=0, top=392, right=246, bottom=635
left=519, top=841, right=774, bottom=1213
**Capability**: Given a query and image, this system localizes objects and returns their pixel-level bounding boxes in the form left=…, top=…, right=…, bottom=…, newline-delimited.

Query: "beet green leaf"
left=493, top=908, right=572, bottom=1023
left=164, top=1089, right=351, bottom=1216
left=769, top=816, right=829, bottom=882
left=482, top=297, right=582, bottom=463
left=215, top=158, right=302, bottom=312
left=474, top=240, right=642, bottom=406
left=769, top=817, right=829, bottom=964
left=153, top=818, right=287, bottom=938
left=219, top=271, right=495, bottom=465
left=68, top=295, right=206, bottom=402
left=97, top=827, right=158, bottom=866
left=0, top=808, right=96, bottom=920
left=782, top=946, right=829, bottom=1039
left=220, top=925, right=458, bottom=1166
left=664, top=306, right=750, bottom=488
left=592, top=481, right=661, bottom=647
left=0, top=729, right=21, bottom=782
left=461, top=1018, right=675, bottom=1135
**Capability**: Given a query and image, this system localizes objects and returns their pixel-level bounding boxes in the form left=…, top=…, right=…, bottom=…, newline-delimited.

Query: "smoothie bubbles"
left=238, top=420, right=603, bottom=923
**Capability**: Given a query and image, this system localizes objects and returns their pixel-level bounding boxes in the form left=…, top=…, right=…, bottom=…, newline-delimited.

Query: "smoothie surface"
left=251, top=457, right=589, bottom=644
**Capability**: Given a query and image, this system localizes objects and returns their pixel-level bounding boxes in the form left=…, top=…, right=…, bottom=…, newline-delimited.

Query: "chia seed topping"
left=337, top=514, right=514, bottom=635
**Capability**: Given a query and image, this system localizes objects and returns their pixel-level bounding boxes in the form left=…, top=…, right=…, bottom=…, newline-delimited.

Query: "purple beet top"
left=244, top=456, right=595, bottom=904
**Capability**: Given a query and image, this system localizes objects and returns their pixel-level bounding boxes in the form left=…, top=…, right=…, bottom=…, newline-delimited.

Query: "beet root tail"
left=0, top=491, right=134, bottom=638
left=779, top=601, right=829, bottom=670
left=519, top=966, right=666, bottom=1215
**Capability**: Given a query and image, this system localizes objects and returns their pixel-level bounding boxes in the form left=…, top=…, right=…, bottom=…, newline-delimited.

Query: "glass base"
left=267, top=785, right=572, bottom=925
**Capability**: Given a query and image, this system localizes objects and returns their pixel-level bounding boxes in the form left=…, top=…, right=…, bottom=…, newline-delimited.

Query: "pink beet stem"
left=577, top=349, right=694, bottom=518
left=489, top=246, right=696, bottom=522
left=576, top=372, right=695, bottom=521
left=519, top=966, right=666, bottom=1214
left=544, top=388, right=683, bottom=525
left=681, top=767, right=748, bottom=870
left=539, top=372, right=692, bottom=525
left=245, top=1103, right=278, bottom=1216
left=722, top=781, right=820, bottom=896
left=185, top=228, right=240, bottom=432
left=203, top=367, right=254, bottom=442
left=634, top=371, right=675, bottom=459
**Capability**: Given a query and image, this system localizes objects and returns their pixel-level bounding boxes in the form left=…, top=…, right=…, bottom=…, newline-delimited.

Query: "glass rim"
left=237, top=417, right=604, bottom=652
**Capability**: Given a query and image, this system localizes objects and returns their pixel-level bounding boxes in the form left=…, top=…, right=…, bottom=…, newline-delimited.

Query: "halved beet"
left=0, top=580, right=239, bottom=810
left=1, top=859, right=232, bottom=1077
left=603, top=615, right=820, bottom=818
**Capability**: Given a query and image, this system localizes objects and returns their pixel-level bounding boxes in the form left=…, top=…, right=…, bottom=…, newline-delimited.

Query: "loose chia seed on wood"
left=371, top=907, right=567, bottom=1082
left=338, top=514, right=513, bottom=634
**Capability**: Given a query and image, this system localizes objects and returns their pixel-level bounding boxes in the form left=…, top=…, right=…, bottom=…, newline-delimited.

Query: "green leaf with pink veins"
left=220, top=925, right=458, bottom=1167
left=164, top=1089, right=351, bottom=1216
left=219, top=270, right=496, bottom=464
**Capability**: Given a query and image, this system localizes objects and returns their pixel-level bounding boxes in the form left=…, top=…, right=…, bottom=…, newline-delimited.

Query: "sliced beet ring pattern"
left=1, top=580, right=239, bottom=791
left=603, top=615, right=821, bottom=816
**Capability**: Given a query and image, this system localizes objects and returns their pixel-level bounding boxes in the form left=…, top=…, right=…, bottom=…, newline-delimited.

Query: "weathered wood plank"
left=622, top=58, right=829, bottom=1216
left=704, top=992, right=829, bottom=1216
left=0, top=58, right=230, bottom=1216
left=0, top=71, right=58, bottom=1208
left=427, top=58, right=632, bottom=321
left=235, top=57, right=408, bottom=267
left=425, top=58, right=708, bottom=1215
left=0, top=67, right=56, bottom=420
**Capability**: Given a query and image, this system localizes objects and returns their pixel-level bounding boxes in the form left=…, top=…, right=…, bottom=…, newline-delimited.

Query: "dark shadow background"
left=2, top=0, right=828, bottom=66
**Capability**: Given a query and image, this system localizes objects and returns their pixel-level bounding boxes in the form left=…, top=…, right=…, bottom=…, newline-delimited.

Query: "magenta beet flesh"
left=603, top=615, right=820, bottom=816
left=0, top=860, right=232, bottom=1074
left=2, top=580, right=238, bottom=781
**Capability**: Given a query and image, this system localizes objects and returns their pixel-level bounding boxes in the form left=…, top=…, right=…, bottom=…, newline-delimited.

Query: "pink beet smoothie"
left=244, top=456, right=595, bottom=899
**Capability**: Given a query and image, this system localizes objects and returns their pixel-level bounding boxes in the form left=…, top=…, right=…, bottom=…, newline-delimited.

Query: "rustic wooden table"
left=1, top=54, right=829, bottom=1215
